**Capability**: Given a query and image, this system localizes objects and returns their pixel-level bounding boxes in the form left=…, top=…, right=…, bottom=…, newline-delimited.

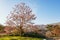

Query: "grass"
left=0, top=36, right=43, bottom=40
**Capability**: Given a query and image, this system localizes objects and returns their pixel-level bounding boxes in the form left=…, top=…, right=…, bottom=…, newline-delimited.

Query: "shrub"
left=23, top=32, right=46, bottom=38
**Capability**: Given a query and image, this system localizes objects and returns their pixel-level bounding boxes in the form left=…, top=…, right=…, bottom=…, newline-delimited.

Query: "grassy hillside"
left=0, top=36, right=43, bottom=40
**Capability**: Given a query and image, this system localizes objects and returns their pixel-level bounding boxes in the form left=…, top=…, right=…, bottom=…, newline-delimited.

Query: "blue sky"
left=0, top=0, right=60, bottom=25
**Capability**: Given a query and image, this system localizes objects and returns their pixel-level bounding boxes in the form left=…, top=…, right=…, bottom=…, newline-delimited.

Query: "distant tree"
left=45, top=31, right=52, bottom=38
left=46, top=25, right=53, bottom=31
left=46, top=25, right=60, bottom=37
left=0, top=24, right=4, bottom=32
left=11, top=27, right=20, bottom=35
left=6, top=3, right=36, bottom=36
left=51, top=25, right=60, bottom=37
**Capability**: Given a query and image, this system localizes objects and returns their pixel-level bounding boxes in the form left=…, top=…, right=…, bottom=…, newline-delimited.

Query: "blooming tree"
left=6, top=3, right=36, bottom=35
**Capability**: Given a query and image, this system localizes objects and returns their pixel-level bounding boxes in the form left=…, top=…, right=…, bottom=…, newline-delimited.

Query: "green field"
left=0, top=36, right=43, bottom=40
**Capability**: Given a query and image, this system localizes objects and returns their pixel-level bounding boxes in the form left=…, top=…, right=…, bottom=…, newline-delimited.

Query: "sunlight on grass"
left=0, top=36, right=43, bottom=40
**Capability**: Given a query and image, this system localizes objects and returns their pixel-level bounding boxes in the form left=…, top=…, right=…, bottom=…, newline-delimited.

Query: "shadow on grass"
left=21, top=32, right=47, bottom=39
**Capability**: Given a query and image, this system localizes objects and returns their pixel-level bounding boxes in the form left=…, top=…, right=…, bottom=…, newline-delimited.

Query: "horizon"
left=0, top=0, right=60, bottom=25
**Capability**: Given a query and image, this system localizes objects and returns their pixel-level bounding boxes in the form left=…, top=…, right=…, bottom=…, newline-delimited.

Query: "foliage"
left=46, top=25, right=60, bottom=38
left=46, top=25, right=53, bottom=31
left=23, top=32, right=46, bottom=38
left=10, top=27, right=20, bottom=36
left=0, top=24, right=5, bottom=32
left=45, top=31, right=53, bottom=38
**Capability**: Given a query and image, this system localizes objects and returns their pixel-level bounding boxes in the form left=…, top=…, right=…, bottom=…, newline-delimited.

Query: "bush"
left=23, top=32, right=46, bottom=38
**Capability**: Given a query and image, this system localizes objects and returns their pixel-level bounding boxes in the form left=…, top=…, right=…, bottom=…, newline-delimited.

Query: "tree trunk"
left=19, top=22, right=24, bottom=36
